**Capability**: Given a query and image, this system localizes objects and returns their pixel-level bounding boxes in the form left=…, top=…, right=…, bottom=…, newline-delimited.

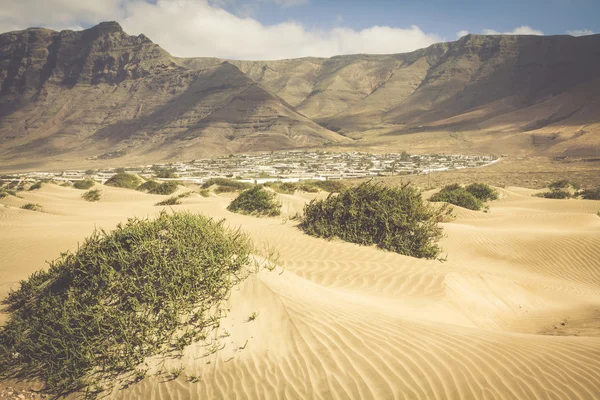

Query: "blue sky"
left=1, top=0, right=597, bottom=59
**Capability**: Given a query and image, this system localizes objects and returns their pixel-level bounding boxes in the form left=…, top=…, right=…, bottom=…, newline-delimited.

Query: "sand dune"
left=1, top=184, right=600, bottom=399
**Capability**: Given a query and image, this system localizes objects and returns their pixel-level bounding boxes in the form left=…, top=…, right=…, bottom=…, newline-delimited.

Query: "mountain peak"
left=90, top=21, right=124, bottom=34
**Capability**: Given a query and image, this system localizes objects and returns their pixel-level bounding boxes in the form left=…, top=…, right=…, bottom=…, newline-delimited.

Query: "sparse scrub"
left=198, top=189, right=210, bottom=197
left=152, top=167, right=179, bottom=179
left=73, top=179, right=96, bottom=190
left=430, top=184, right=484, bottom=210
left=465, top=183, right=498, bottom=201
left=28, top=181, right=43, bottom=191
left=300, top=182, right=450, bottom=259
left=104, top=172, right=142, bottom=189
left=581, top=187, right=600, bottom=200
left=202, top=178, right=252, bottom=193
left=137, top=180, right=179, bottom=195
left=178, top=191, right=194, bottom=198
left=82, top=189, right=101, bottom=202
left=155, top=196, right=181, bottom=206
left=0, top=188, right=9, bottom=199
left=227, top=186, right=281, bottom=217
left=535, top=190, right=572, bottom=199
left=548, top=179, right=580, bottom=190
left=21, top=203, right=43, bottom=212
left=0, top=212, right=261, bottom=397
left=311, top=180, right=346, bottom=193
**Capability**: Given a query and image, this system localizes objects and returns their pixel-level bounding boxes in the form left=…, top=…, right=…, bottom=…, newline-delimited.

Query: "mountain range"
left=1, top=21, right=599, bottom=170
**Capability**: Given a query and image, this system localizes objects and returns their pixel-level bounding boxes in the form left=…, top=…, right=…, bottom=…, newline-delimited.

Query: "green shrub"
left=300, top=182, right=450, bottom=259
left=73, top=179, right=96, bottom=190
left=227, top=186, right=281, bottom=217
left=0, top=188, right=9, bottom=199
left=178, top=191, right=194, bottom=198
left=153, top=168, right=179, bottom=179
left=548, top=179, right=579, bottom=190
left=21, top=203, right=43, bottom=212
left=581, top=187, right=600, bottom=200
left=0, top=212, right=258, bottom=397
left=136, top=180, right=161, bottom=192
left=311, top=180, right=346, bottom=193
left=155, top=196, right=181, bottom=206
left=198, top=189, right=210, bottom=197
left=82, top=189, right=101, bottom=202
left=430, top=185, right=483, bottom=210
left=137, top=181, right=179, bottom=195
left=535, top=190, right=572, bottom=199
left=104, top=173, right=142, bottom=189
left=28, top=182, right=43, bottom=191
left=201, top=178, right=251, bottom=193
left=465, top=183, right=498, bottom=201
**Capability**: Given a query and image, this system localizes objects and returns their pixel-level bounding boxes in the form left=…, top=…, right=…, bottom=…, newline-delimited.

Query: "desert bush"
left=300, top=182, right=450, bottom=259
left=535, top=190, right=572, bottom=199
left=153, top=168, right=179, bottom=179
left=0, top=188, right=9, bottom=199
left=465, top=183, right=498, bottom=201
left=28, top=182, right=43, bottom=191
left=137, top=181, right=179, bottom=195
left=136, top=180, right=160, bottom=192
left=178, top=191, right=194, bottom=198
left=81, top=189, right=101, bottom=202
left=202, top=178, right=252, bottom=193
left=155, top=196, right=181, bottom=206
left=548, top=179, right=580, bottom=190
left=430, top=185, right=483, bottom=210
left=21, top=203, right=42, bottom=212
left=73, top=179, right=96, bottom=190
left=198, top=189, right=210, bottom=197
left=227, top=186, right=281, bottom=217
left=311, top=180, right=346, bottom=193
left=0, top=212, right=260, bottom=397
left=581, top=187, right=600, bottom=200
left=104, top=173, right=142, bottom=189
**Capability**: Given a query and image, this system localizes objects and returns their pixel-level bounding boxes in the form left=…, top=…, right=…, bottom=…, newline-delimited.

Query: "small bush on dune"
left=21, top=203, right=43, bottom=212
left=465, top=183, right=498, bottom=201
left=28, top=182, right=43, bottom=191
left=300, top=182, right=451, bottom=259
left=548, top=179, right=580, bottom=191
left=152, top=167, right=179, bottom=179
left=198, top=189, right=210, bottom=197
left=0, top=188, right=9, bottom=199
left=581, top=187, right=600, bottom=200
left=155, top=196, right=181, bottom=206
left=137, top=180, right=179, bottom=195
left=136, top=180, right=160, bottom=192
left=201, top=178, right=251, bottom=193
left=73, top=179, right=96, bottom=190
left=104, top=172, right=142, bottom=189
left=227, top=186, right=281, bottom=217
left=430, top=185, right=483, bottom=211
left=311, top=180, right=346, bottom=193
left=0, top=212, right=259, bottom=397
left=535, top=190, right=572, bottom=199
left=81, top=189, right=101, bottom=202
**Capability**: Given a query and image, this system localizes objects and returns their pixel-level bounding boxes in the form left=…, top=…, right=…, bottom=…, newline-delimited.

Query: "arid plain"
left=1, top=179, right=599, bottom=399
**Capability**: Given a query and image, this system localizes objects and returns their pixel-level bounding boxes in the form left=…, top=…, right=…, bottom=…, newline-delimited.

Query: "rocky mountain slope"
left=1, top=22, right=599, bottom=170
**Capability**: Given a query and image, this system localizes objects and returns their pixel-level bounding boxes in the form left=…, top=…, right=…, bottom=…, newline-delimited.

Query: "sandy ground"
left=1, top=183, right=600, bottom=399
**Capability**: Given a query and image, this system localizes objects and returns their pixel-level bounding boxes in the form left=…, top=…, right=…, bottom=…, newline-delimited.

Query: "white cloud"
left=456, top=30, right=469, bottom=38
left=119, top=0, right=442, bottom=59
left=0, top=0, right=441, bottom=59
left=482, top=26, right=544, bottom=36
left=567, top=29, right=594, bottom=36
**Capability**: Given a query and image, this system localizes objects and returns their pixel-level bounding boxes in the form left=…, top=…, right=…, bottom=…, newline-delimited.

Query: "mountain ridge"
left=1, top=22, right=599, bottom=170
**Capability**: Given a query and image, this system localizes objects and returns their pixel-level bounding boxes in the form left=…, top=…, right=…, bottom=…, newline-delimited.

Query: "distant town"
left=1, top=151, right=500, bottom=184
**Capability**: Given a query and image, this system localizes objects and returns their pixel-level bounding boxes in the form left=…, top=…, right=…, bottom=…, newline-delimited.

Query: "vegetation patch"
left=300, top=182, right=450, bottom=259
left=73, top=179, right=96, bottom=190
left=535, top=190, right=573, bottom=199
left=0, top=212, right=262, bottom=397
left=155, top=196, right=181, bottom=206
left=104, top=173, right=142, bottom=189
left=465, top=183, right=499, bottom=201
left=430, top=184, right=484, bottom=210
left=201, top=178, right=252, bottom=193
left=28, top=182, right=43, bottom=191
left=581, top=187, right=600, bottom=200
left=227, top=186, right=281, bottom=217
left=21, top=203, right=43, bottom=212
left=82, top=189, right=101, bottom=202
left=152, top=167, right=179, bottom=179
left=198, top=189, right=210, bottom=198
left=137, top=181, right=179, bottom=195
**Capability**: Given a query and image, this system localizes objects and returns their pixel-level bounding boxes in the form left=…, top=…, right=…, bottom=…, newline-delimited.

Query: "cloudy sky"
left=0, top=0, right=597, bottom=59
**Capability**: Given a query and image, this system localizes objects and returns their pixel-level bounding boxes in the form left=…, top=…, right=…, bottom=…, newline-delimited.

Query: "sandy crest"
left=1, top=184, right=600, bottom=399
